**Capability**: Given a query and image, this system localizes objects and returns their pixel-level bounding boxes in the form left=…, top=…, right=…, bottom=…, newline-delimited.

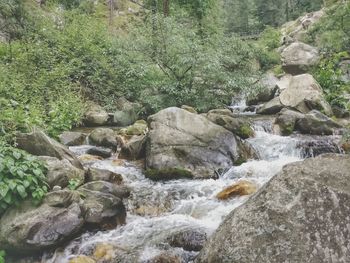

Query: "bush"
left=0, top=144, right=48, bottom=214
left=0, top=250, right=5, bottom=263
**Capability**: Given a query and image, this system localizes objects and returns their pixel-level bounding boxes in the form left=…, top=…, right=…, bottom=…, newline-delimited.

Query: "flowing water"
left=44, top=113, right=341, bottom=263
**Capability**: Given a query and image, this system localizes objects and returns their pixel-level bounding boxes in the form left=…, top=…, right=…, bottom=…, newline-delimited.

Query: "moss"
left=237, top=125, right=254, bottom=139
left=233, top=157, right=247, bottom=166
left=281, top=123, right=294, bottom=136
left=145, top=168, right=194, bottom=181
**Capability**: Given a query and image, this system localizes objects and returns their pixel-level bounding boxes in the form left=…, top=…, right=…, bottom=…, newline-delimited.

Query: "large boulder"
left=295, top=110, right=342, bottom=135
left=281, top=42, right=320, bottom=75
left=112, top=98, right=138, bottom=127
left=16, top=130, right=83, bottom=169
left=279, top=74, right=332, bottom=116
left=83, top=103, right=109, bottom=127
left=146, top=107, right=239, bottom=179
left=256, top=97, right=284, bottom=115
left=88, top=128, right=118, bottom=150
left=37, top=156, right=85, bottom=188
left=195, top=154, right=350, bottom=263
left=274, top=108, right=305, bottom=135
left=0, top=199, right=84, bottom=253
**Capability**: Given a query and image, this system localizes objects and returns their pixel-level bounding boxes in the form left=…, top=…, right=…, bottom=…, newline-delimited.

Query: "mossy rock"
left=237, top=125, right=255, bottom=139
left=145, top=168, right=194, bottom=181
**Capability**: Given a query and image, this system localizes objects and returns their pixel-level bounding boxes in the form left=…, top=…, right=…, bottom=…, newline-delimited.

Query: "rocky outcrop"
left=16, top=130, right=83, bottom=169
left=296, top=110, right=341, bottom=135
left=59, top=131, right=87, bottom=146
left=195, top=154, right=350, bottom=263
left=88, top=128, right=118, bottom=149
left=279, top=74, right=332, bottom=116
left=146, top=107, right=239, bottom=179
left=281, top=42, right=320, bottom=75
left=37, top=156, right=85, bottom=188
left=0, top=199, right=84, bottom=253
left=83, top=103, right=109, bottom=127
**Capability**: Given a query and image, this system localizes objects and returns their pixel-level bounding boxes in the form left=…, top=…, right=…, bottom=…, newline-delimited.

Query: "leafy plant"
left=68, top=178, right=81, bottom=190
left=0, top=144, right=48, bottom=214
left=0, top=250, right=5, bottom=263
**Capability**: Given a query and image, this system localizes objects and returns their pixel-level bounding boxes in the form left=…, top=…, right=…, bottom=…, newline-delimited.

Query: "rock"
left=88, top=128, right=118, bottom=149
left=247, top=73, right=278, bottom=105
left=166, top=229, right=207, bottom=251
left=146, top=107, right=239, bottom=179
left=16, top=130, right=83, bottom=169
left=59, top=131, right=86, bottom=146
left=112, top=98, right=138, bottom=126
left=44, top=190, right=80, bottom=207
left=256, top=97, right=284, bottom=115
left=195, top=154, right=350, bottom=263
left=216, top=180, right=257, bottom=200
left=37, top=156, right=85, bottom=189
left=342, top=141, right=350, bottom=153
left=83, top=103, right=109, bottom=127
left=275, top=108, right=304, bottom=136
left=207, top=108, right=233, bottom=117
left=93, top=243, right=114, bottom=261
left=297, top=137, right=342, bottom=158
left=295, top=110, right=342, bottom=135
left=87, top=168, right=123, bottom=184
left=279, top=74, right=332, bottom=116
left=78, top=188, right=125, bottom=225
left=181, top=105, right=197, bottom=114
left=118, top=120, right=148, bottom=136
left=0, top=201, right=84, bottom=253
left=205, top=112, right=254, bottom=139
left=119, top=135, right=147, bottom=160
left=86, top=146, right=113, bottom=158
left=145, top=254, right=181, bottom=263
left=69, top=256, right=96, bottom=263
left=339, top=59, right=350, bottom=83
left=79, top=181, right=130, bottom=199
left=78, top=154, right=103, bottom=164
left=145, top=168, right=194, bottom=181
left=281, top=42, right=320, bottom=75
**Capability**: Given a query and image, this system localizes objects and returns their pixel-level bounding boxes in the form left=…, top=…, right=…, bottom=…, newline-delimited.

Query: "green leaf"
left=13, top=151, right=21, bottom=160
left=16, top=185, right=27, bottom=199
left=33, top=169, right=42, bottom=176
left=3, top=193, right=12, bottom=204
left=0, top=184, right=9, bottom=198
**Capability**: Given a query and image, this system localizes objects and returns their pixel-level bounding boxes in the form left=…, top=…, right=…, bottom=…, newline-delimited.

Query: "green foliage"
left=306, top=2, right=350, bottom=53
left=0, top=250, right=5, bottom=263
left=0, top=144, right=48, bottom=215
left=313, top=52, right=350, bottom=109
left=68, top=178, right=81, bottom=190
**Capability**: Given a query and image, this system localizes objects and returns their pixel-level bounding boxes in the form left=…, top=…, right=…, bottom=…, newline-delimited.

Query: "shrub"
left=0, top=143, right=48, bottom=214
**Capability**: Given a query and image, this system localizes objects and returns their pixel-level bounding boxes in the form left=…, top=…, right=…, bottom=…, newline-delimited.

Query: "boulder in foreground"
left=196, top=154, right=350, bottom=263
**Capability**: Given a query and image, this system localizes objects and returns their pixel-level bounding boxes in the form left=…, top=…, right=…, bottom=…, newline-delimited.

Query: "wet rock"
left=119, top=135, right=147, bottom=160
left=146, top=107, right=239, bottom=179
left=195, top=154, right=350, bottom=263
left=216, top=180, right=257, bottom=200
left=37, top=156, right=85, bottom=188
left=86, top=146, right=113, bottom=158
left=281, top=42, right=320, bottom=75
left=78, top=154, right=103, bottom=164
left=112, top=98, right=138, bottom=126
left=279, top=74, right=332, bottom=116
left=275, top=108, right=304, bottom=136
left=181, top=105, right=197, bottom=114
left=119, top=120, right=148, bottom=136
left=69, top=255, right=96, bottom=263
left=89, top=128, right=118, bottom=149
left=247, top=73, right=278, bottom=105
left=83, top=103, right=109, bottom=127
left=16, top=130, right=83, bottom=169
left=0, top=201, right=84, bottom=253
left=295, top=110, right=342, bottom=135
left=59, top=131, right=87, bottom=146
left=166, top=229, right=207, bottom=251
left=145, top=168, right=194, bottom=181
left=205, top=112, right=254, bottom=139
left=256, top=97, right=284, bottom=115
left=93, top=243, right=114, bottom=261
left=297, top=137, right=341, bottom=158
left=87, top=168, right=123, bottom=184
